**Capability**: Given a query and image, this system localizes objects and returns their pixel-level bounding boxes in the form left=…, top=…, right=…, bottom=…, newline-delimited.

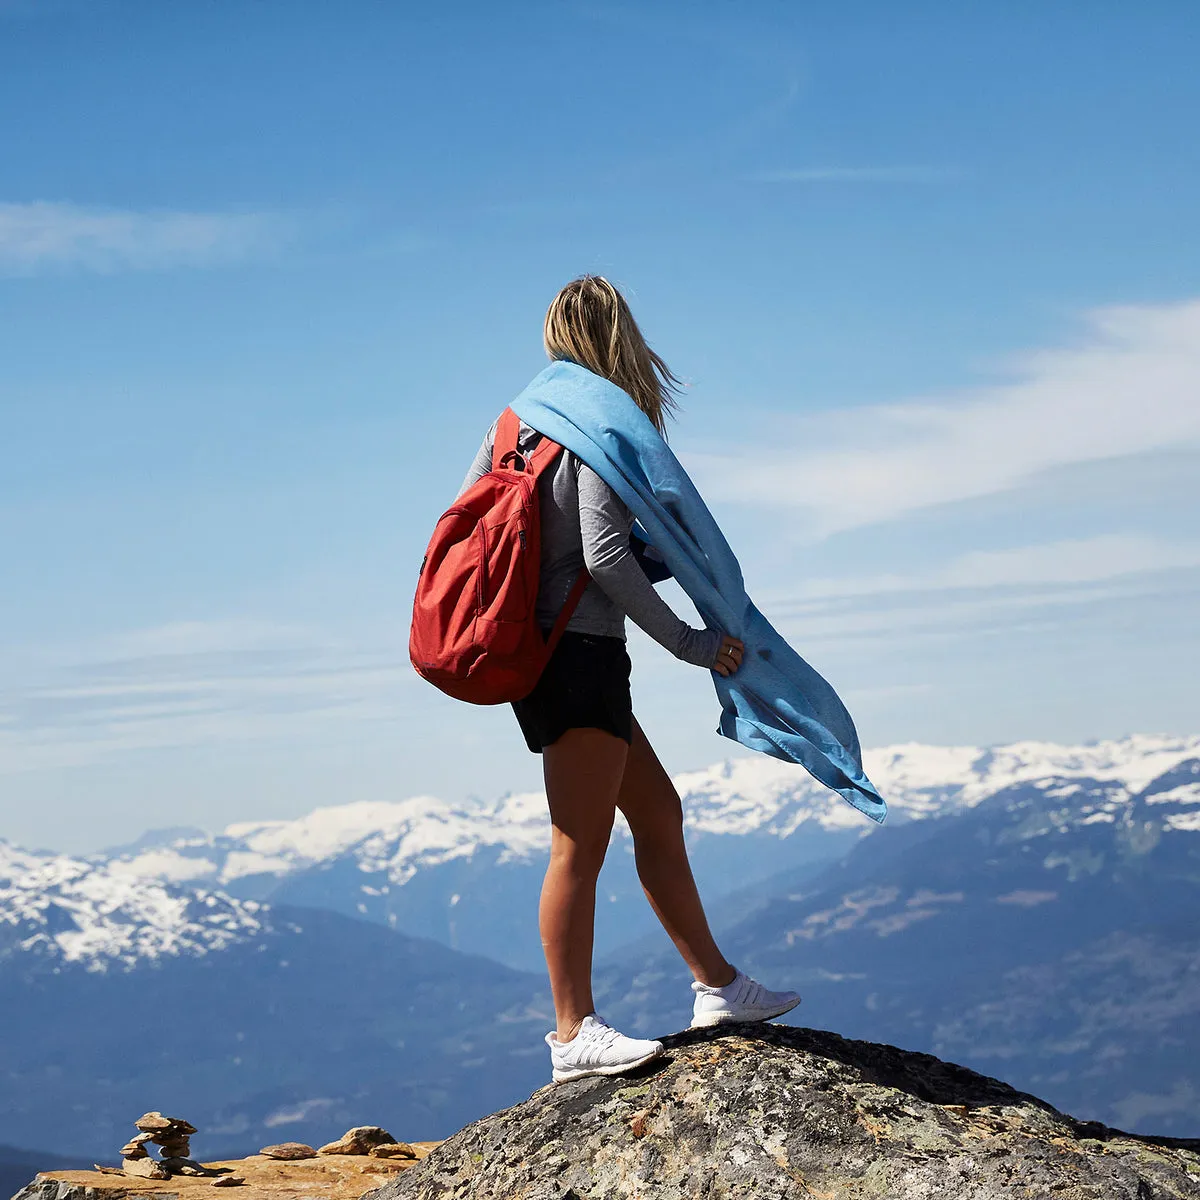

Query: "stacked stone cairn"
left=107, top=1112, right=242, bottom=1186
left=94, top=1114, right=412, bottom=1189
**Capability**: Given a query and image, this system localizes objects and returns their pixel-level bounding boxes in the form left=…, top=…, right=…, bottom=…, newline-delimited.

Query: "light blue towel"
left=511, top=360, right=887, bottom=824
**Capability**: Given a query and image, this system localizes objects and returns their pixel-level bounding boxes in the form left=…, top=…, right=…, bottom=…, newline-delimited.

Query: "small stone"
left=212, top=1176, right=244, bottom=1187
left=368, top=1142, right=416, bottom=1159
left=119, top=1144, right=149, bottom=1160
left=134, top=1111, right=174, bottom=1132
left=318, top=1126, right=396, bottom=1155
left=259, top=1142, right=318, bottom=1160
left=126, top=1132, right=155, bottom=1146
left=160, top=1157, right=210, bottom=1176
left=123, top=1156, right=170, bottom=1180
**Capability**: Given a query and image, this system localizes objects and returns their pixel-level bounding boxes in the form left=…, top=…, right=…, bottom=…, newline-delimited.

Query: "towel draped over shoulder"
left=511, top=360, right=887, bottom=824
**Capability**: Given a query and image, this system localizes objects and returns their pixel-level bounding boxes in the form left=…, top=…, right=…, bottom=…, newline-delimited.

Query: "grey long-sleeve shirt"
left=458, top=419, right=722, bottom=669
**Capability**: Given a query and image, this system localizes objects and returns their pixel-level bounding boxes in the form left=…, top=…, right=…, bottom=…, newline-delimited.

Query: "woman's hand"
left=712, top=634, right=745, bottom=677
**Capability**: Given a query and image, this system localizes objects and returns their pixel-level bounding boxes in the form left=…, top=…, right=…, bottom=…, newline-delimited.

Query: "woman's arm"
left=577, top=463, right=722, bottom=668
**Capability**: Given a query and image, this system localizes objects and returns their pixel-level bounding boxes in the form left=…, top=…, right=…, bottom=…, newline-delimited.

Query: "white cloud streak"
left=785, top=534, right=1200, bottom=603
left=0, top=619, right=417, bottom=775
left=686, top=300, right=1200, bottom=536
left=774, top=576, right=1198, bottom=655
left=745, top=533, right=1200, bottom=658
left=0, top=202, right=290, bottom=274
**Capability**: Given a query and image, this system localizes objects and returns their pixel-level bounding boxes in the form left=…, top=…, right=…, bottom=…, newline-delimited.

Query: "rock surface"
left=256, top=1143, right=316, bottom=1161
left=318, top=1129, right=396, bottom=1157
left=363, top=1025, right=1200, bottom=1200
left=156, top=1159, right=212, bottom=1177
left=119, top=1158, right=168, bottom=1181
left=131, top=1118, right=174, bottom=1135
left=11, top=1146, right=439, bottom=1200
left=366, top=1146, right=415, bottom=1161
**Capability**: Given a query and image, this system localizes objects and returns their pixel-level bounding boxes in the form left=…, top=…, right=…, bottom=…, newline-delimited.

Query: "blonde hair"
left=543, top=276, right=681, bottom=434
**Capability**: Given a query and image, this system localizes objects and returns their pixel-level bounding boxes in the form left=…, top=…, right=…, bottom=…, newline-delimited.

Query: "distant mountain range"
left=1, top=734, right=1197, bottom=1159
left=0, top=881, right=552, bottom=1158
left=80, top=734, right=1200, bottom=971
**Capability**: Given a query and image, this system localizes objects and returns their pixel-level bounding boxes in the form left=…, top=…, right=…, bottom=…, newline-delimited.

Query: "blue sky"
left=2, top=1, right=1198, bottom=852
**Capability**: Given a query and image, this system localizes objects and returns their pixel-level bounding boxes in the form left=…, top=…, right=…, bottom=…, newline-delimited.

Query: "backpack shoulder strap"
left=492, top=408, right=522, bottom=471
left=492, top=407, right=564, bottom=477
left=543, top=568, right=591, bottom=656
left=527, top=435, right=564, bottom=476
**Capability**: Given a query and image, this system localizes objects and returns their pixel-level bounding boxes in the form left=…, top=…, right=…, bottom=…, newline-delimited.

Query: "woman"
left=458, top=277, right=800, bottom=1083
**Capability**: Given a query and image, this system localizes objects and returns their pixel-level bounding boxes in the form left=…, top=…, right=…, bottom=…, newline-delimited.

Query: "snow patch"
left=106, top=849, right=218, bottom=883
left=0, top=839, right=266, bottom=971
left=1146, top=783, right=1200, bottom=806
left=1166, top=811, right=1200, bottom=832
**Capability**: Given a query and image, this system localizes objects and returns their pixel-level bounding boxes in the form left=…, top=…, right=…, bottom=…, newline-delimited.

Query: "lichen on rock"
left=363, top=1025, right=1200, bottom=1200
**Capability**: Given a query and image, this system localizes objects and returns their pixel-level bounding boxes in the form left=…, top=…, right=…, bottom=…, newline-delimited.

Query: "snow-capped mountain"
left=75, top=734, right=1200, bottom=970
left=0, top=868, right=552, bottom=1157
left=4, top=735, right=1196, bottom=976
left=0, top=849, right=555, bottom=1154
left=669, top=731, right=1199, bottom=833
left=1, top=736, right=1197, bottom=1156
left=0, top=841, right=269, bottom=973
left=99, top=733, right=1200, bottom=882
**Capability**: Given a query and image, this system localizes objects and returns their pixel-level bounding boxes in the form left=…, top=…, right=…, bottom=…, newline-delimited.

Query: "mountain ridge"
left=3, top=734, right=1197, bottom=975
left=96, top=733, right=1200, bottom=885
left=1, top=735, right=1198, bottom=1159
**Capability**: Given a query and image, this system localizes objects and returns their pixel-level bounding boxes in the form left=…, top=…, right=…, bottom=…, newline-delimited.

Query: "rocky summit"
left=363, top=1025, right=1200, bottom=1200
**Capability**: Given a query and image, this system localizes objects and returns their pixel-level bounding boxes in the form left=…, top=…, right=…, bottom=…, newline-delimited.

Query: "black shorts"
left=511, top=631, right=633, bottom=753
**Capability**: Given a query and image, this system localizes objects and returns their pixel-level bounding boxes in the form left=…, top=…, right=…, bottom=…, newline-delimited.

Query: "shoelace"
left=586, top=1022, right=622, bottom=1053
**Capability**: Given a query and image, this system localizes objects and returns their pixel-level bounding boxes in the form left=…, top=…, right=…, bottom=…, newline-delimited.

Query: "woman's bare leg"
left=540, top=726, right=629, bottom=1043
left=617, top=717, right=736, bottom=988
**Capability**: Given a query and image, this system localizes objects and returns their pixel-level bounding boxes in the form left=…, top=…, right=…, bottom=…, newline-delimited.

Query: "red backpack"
left=409, top=408, right=590, bottom=704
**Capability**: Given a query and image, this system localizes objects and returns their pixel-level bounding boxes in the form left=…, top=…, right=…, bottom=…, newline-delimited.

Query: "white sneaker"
left=690, top=967, right=802, bottom=1028
left=544, top=1013, right=664, bottom=1083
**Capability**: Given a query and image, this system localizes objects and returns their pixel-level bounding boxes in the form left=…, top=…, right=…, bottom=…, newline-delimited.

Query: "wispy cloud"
left=771, top=573, right=1199, bottom=655
left=785, top=534, right=1200, bottom=603
left=686, top=300, right=1200, bottom=536
left=753, top=535, right=1200, bottom=653
left=0, top=202, right=292, bottom=274
left=752, top=166, right=954, bottom=184
left=0, top=619, right=416, bottom=774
